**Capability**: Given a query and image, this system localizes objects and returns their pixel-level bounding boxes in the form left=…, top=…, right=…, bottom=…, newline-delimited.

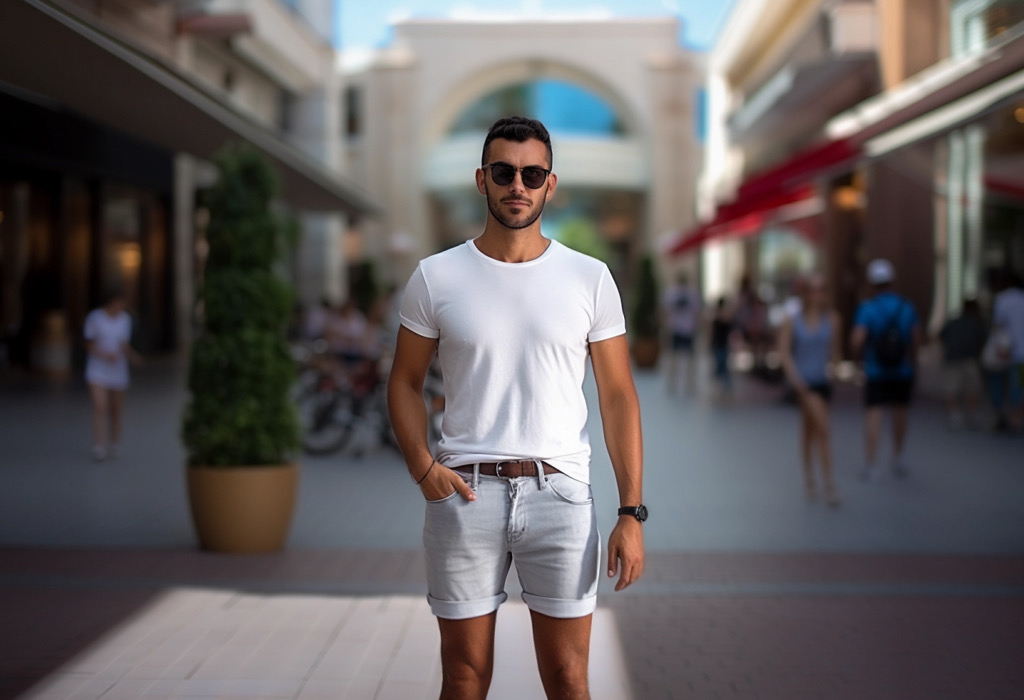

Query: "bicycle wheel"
left=297, top=385, right=356, bottom=455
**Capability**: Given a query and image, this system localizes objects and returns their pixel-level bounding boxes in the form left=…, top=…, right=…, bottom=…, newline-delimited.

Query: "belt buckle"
left=494, top=461, right=507, bottom=478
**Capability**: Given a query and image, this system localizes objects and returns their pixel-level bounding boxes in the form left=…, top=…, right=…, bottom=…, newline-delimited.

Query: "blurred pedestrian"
left=778, top=274, right=841, bottom=506
left=326, top=298, right=368, bottom=364
left=710, top=297, right=734, bottom=397
left=303, top=297, right=332, bottom=342
left=938, top=298, right=987, bottom=430
left=850, top=259, right=921, bottom=480
left=993, top=269, right=1024, bottom=434
left=662, top=271, right=701, bottom=395
left=981, top=321, right=1013, bottom=433
left=84, top=290, right=141, bottom=461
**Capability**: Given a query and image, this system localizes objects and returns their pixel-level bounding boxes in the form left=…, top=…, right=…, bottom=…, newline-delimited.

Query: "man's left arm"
left=589, top=334, right=644, bottom=592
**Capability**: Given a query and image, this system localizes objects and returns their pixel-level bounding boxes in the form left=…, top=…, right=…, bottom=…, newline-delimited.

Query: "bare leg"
left=437, top=613, right=497, bottom=700
left=108, top=390, right=126, bottom=448
left=863, top=407, right=883, bottom=478
left=89, top=384, right=108, bottom=452
left=891, top=405, right=910, bottom=476
left=530, top=611, right=592, bottom=700
left=805, top=394, right=838, bottom=505
left=891, top=406, right=909, bottom=457
left=798, top=401, right=814, bottom=499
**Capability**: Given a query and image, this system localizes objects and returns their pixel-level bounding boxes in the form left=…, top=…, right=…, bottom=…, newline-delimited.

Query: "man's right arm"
left=386, top=327, right=475, bottom=502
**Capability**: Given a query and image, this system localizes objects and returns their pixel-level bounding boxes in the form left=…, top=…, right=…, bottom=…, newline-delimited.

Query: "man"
left=387, top=116, right=645, bottom=700
left=850, top=258, right=921, bottom=479
left=938, top=298, right=986, bottom=430
left=662, top=271, right=701, bottom=395
left=993, top=269, right=1024, bottom=434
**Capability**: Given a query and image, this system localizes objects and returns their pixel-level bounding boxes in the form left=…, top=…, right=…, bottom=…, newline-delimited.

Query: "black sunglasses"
left=483, top=162, right=551, bottom=189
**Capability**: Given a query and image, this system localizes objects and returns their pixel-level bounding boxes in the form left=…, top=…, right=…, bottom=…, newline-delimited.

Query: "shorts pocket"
left=425, top=471, right=472, bottom=504
left=546, top=474, right=593, bottom=505
left=426, top=490, right=460, bottom=504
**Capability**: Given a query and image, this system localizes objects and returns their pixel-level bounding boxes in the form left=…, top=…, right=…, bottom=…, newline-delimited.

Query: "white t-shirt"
left=994, top=287, right=1024, bottom=363
left=84, top=309, right=132, bottom=389
left=399, top=239, right=626, bottom=484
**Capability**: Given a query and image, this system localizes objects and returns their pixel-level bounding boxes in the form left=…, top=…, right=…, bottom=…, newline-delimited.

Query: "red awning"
left=670, top=185, right=819, bottom=256
left=669, top=137, right=860, bottom=256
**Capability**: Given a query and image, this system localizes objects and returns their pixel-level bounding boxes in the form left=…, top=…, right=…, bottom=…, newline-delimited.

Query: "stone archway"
left=422, top=58, right=646, bottom=149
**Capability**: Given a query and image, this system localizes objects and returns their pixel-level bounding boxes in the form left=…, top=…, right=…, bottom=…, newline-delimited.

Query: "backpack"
left=874, top=301, right=908, bottom=368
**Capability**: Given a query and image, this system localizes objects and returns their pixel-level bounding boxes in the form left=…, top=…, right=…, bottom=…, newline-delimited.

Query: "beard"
left=485, top=185, right=547, bottom=230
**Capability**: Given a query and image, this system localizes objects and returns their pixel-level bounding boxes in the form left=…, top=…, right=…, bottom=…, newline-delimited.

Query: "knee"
left=441, top=659, right=492, bottom=699
left=542, top=661, right=589, bottom=699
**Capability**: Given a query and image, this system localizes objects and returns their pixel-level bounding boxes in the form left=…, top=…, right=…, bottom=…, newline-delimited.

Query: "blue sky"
left=335, top=0, right=736, bottom=51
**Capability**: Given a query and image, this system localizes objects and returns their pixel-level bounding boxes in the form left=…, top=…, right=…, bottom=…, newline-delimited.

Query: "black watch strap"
left=618, top=505, right=648, bottom=523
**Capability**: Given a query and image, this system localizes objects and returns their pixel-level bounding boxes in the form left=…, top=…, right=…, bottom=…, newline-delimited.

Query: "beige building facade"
left=342, top=16, right=703, bottom=290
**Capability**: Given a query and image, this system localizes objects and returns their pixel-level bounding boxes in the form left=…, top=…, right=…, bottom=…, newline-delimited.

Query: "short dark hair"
left=482, top=116, right=552, bottom=168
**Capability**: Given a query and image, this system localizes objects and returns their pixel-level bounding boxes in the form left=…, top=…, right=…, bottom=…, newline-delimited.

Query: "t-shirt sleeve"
left=853, top=302, right=869, bottom=329
left=994, top=296, right=1007, bottom=327
left=398, top=264, right=440, bottom=339
left=83, top=311, right=98, bottom=341
left=588, top=266, right=627, bottom=343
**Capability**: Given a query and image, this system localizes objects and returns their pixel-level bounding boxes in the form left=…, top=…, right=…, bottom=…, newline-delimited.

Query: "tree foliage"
left=182, top=145, right=300, bottom=466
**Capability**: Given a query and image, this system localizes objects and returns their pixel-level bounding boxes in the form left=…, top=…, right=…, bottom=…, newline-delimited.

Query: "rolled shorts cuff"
left=520, top=591, right=597, bottom=619
left=427, top=591, right=507, bottom=620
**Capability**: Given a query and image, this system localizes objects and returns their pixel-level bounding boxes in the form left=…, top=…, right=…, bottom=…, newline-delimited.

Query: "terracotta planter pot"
left=187, top=463, right=299, bottom=553
left=631, top=337, right=661, bottom=370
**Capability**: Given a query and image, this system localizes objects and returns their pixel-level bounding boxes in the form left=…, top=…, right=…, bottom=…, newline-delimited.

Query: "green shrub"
left=182, top=145, right=300, bottom=467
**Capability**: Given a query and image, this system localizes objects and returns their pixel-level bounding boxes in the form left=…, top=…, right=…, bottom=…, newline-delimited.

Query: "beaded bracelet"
left=415, top=458, right=436, bottom=485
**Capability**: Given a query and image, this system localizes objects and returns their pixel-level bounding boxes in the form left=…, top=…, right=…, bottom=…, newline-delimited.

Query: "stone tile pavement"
left=1, top=357, right=1023, bottom=698
left=2, top=548, right=1023, bottom=699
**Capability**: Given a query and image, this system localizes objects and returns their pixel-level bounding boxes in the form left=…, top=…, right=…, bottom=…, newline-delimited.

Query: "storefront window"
left=944, top=100, right=1024, bottom=312
left=757, top=228, right=817, bottom=307
left=951, top=0, right=1024, bottom=57
left=103, top=195, right=141, bottom=313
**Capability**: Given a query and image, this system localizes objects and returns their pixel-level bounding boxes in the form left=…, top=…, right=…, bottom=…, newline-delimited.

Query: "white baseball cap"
left=866, top=258, right=895, bottom=285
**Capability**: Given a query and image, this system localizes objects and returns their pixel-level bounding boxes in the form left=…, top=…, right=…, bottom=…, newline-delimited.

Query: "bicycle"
left=293, top=343, right=445, bottom=457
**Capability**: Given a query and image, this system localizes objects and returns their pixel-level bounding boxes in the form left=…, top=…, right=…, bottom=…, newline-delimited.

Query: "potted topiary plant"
left=182, top=144, right=301, bottom=553
left=630, top=254, right=661, bottom=369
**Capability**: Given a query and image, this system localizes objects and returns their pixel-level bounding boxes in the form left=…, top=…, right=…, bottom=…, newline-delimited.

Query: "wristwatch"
left=618, top=505, right=648, bottom=523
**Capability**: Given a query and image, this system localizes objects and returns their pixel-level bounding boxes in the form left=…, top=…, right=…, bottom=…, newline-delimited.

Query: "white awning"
left=865, top=68, right=1024, bottom=156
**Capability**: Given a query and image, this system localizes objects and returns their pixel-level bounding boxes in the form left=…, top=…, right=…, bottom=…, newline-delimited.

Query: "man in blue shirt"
left=850, top=259, right=921, bottom=480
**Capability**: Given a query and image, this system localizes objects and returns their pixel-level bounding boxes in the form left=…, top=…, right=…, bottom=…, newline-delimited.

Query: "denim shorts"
left=422, top=467, right=600, bottom=620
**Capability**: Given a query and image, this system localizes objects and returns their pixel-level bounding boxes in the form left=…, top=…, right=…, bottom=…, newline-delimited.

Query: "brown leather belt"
left=455, top=461, right=559, bottom=478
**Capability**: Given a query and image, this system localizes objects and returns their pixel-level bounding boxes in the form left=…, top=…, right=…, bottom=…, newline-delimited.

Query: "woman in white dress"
left=84, top=291, right=141, bottom=460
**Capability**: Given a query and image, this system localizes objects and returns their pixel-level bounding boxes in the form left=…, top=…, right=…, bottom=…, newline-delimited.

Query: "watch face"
left=637, top=505, right=649, bottom=522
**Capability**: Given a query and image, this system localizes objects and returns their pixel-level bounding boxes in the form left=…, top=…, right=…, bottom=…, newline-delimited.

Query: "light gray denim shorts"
left=422, top=466, right=600, bottom=620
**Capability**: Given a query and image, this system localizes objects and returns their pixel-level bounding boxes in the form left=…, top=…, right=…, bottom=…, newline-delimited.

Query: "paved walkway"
left=1, top=356, right=1023, bottom=699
